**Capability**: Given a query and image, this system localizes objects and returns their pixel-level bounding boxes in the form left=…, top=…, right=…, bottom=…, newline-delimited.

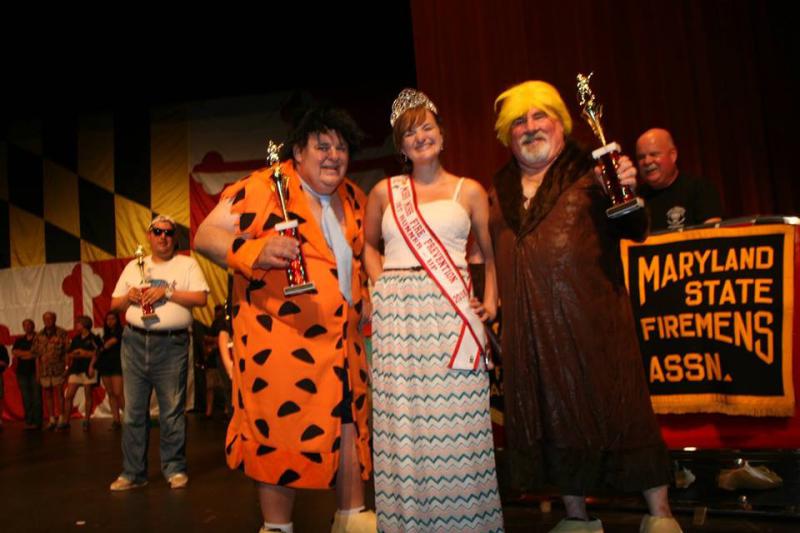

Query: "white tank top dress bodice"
left=381, top=177, right=471, bottom=269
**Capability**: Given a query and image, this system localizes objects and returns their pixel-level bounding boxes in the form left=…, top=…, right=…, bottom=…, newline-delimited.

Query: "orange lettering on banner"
left=679, top=313, right=695, bottom=337
left=685, top=280, right=702, bottom=306
left=714, top=311, right=733, bottom=343
left=705, top=279, right=721, bottom=303
left=664, top=354, right=684, bottom=382
left=650, top=356, right=665, bottom=383
left=664, top=315, right=679, bottom=338
left=641, top=311, right=773, bottom=367
left=662, top=256, right=678, bottom=286
left=679, top=252, right=693, bottom=279
left=649, top=353, right=725, bottom=383
left=754, top=311, right=774, bottom=364
left=684, top=278, right=771, bottom=306
left=706, top=352, right=723, bottom=381
left=641, top=317, right=656, bottom=341
left=695, top=312, right=714, bottom=337
left=756, top=246, right=774, bottom=268
left=739, top=247, right=755, bottom=269
left=694, top=249, right=711, bottom=272
left=635, top=246, right=773, bottom=305
left=638, top=255, right=659, bottom=305
left=734, top=278, right=755, bottom=303
left=754, top=279, right=774, bottom=304
left=711, top=250, right=725, bottom=272
left=733, top=311, right=753, bottom=352
left=719, top=281, right=737, bottom=305
left=685, top=353, right=705, bottom=381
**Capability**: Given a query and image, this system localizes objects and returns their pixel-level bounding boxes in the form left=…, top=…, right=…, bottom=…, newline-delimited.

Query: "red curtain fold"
left=411, top=0, right=797, bottom=217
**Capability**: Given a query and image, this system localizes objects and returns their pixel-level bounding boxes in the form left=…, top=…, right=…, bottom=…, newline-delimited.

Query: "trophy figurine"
left=577, top=72, right=645, bottom=218
left=135, top=244, right=157, bottom=319
left=267, top=141, right=316, bottom=297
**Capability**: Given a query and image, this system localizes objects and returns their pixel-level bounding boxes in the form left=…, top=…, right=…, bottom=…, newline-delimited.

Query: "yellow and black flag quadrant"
left=2, top=110, right=191, bottom=269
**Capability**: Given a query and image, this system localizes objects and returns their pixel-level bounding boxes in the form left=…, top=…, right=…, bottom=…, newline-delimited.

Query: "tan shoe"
left=330, top=509, right=377, bottom=533
left=640, top=515, right=683, bottom=533
left=549, top=518, right=603, bottom=532
left=168, top=472, right=189, bottom=489
left=109, top=476, right=147, bottom=491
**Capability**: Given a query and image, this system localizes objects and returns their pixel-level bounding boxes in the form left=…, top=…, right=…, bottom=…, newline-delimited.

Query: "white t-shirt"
left=112, top=254, right=209, bottom=330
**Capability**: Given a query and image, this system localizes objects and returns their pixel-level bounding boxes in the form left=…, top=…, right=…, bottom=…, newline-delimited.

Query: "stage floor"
left=1, top=414, right=799, bottom=532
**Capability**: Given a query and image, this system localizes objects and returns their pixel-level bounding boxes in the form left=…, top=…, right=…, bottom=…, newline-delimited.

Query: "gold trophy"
left=135, top=244, right=157, bottom=319
left=267, top=141, right=316, bottom=297
left=577, top=72, right=645, bottom=218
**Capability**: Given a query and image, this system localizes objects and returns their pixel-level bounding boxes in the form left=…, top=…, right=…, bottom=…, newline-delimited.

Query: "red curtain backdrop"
left=410, top=0, right=798, bottom=218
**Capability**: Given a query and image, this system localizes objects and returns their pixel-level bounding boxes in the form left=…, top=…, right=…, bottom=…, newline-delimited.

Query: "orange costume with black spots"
left=221, top=160, right=371, bottom=489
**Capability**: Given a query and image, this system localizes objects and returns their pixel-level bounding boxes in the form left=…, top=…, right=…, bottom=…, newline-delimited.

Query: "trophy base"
left=284, top=282, right=316, bottom=297
left=606, top=197, right=645, bottom=219
left=141, top=312, right=158, bottom=320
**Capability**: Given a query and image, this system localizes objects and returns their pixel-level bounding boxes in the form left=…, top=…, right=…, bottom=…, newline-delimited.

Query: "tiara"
left=389, top=88, right=439, bottom=127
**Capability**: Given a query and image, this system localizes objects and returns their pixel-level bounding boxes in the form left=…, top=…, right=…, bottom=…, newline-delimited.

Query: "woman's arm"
left=103, top=336, right=119, bottom=350
left=218, top=330, right=234, bottom=378
left=363, top=179, right=388, bottom=284
left=464, top=179, right=498, bottom=322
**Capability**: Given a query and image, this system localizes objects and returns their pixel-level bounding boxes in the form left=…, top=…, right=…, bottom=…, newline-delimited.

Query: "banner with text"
left=621, top=225, right=795, bottom=416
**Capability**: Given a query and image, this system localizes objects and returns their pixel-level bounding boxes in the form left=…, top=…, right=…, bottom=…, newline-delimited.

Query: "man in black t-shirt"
left=636, top=128, right=723, bottom=231
left=65, top=315, right=100, bottom=431
left=12, top=319, right=42, bottom=429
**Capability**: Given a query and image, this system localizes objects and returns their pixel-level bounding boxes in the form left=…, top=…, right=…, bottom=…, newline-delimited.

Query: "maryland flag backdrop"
left=0, top=91, right=398, bottom=420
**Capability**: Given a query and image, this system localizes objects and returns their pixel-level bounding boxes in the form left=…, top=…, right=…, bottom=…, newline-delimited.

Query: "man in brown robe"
left=489, top=81, right=681, bottom=533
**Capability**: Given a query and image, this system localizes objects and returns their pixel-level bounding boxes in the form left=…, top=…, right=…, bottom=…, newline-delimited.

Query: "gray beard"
left=518, top=141, right=553, bottom=167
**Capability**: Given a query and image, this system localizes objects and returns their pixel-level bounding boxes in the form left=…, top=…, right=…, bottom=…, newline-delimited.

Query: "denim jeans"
left=16, top=372, right=42, bottom=427
left=120, top=327, right=188, bottom=482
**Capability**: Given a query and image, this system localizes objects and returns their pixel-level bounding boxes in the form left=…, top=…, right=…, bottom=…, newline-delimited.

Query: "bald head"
left=639, top=128, right=675, bottom=144
left=636, top=128, right=679, bottom=189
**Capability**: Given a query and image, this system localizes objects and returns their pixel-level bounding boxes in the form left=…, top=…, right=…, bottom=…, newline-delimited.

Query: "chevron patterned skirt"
left=371, top=271, right=504, bottom=533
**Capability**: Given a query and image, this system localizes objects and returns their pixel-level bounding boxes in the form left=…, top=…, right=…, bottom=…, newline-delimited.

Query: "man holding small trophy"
left=109, top=214, right=209, bottom=492
left=195, top=107, right=375, bottom=533
left=489, top=80, right=681, bottom=533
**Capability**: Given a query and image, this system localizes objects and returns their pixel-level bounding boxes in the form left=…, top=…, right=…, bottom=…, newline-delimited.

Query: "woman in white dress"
left=364, top=89, right=504, bottom=532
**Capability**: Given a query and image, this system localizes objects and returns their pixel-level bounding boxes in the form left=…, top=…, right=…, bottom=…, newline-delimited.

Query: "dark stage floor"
left=2, top=415, right=799, bottom=532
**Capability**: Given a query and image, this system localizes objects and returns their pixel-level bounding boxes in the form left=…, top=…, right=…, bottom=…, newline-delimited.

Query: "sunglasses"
left=151, top=228, right=176, bottom=237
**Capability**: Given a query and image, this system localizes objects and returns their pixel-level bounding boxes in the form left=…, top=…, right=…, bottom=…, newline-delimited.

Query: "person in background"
left=13, top=319, right=42, bottom=430
left=34, top=311, right=69, bottom=430
left=635, top=127, right=722, bottom=231
left=64, top=315, right=100, bottom=431
left=0, top=342, right=8, bottom=430
left=217, top=297, right=234, bottom=379
left=201, top=304, right=231, bottom=419
left=109, top=214, right=209, bottom=492
left=98, top=311, right=125, bottom=429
